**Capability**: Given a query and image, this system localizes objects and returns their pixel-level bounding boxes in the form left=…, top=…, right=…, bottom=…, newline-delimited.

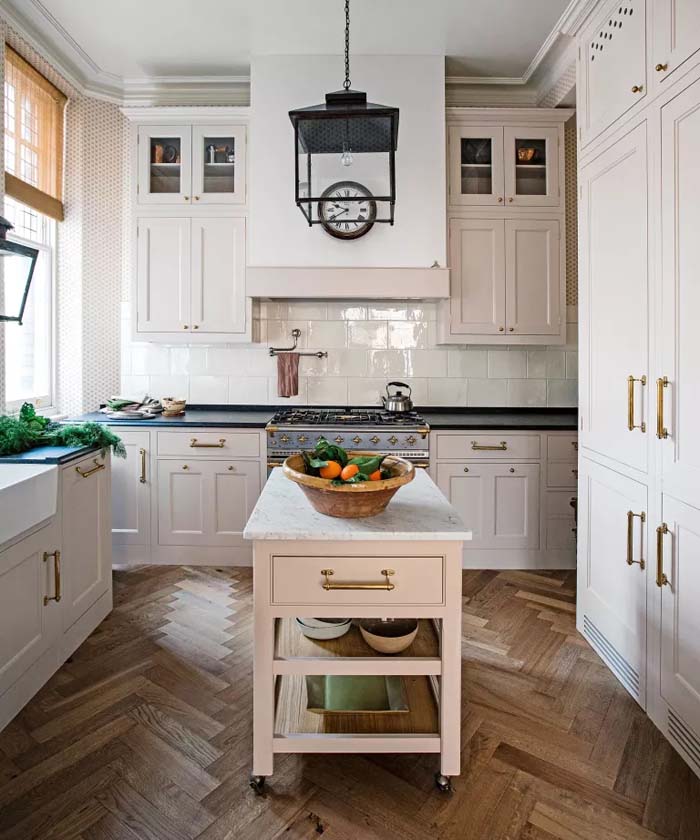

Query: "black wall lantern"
left=0, top=216, right=39, bottom=325
left=288, top=0, right=399, bottom=238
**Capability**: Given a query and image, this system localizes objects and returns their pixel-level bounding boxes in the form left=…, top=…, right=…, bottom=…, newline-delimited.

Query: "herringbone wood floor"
left=1, top=566, right=699, bottom=840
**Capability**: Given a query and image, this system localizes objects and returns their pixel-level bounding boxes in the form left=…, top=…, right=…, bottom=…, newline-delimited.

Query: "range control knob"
left=352, top=435, right=362, bottom=445
left=334, top=436, right=344, bottom=444
left=405, top=435, right=417, bottom=445
left=297, top=435, right=308, bottom=443
left=370, top=435, right=380, bottom=444
left=388, top=435, right=399, bottom=445
left=280, top=434, right=290, bottom=444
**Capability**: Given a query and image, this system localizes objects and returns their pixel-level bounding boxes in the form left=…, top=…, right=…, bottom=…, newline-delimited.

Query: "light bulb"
left=340, top=147, right=354, bottom=167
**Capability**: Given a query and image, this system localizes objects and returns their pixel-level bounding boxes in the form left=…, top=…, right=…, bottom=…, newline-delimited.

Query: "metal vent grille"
left=668, top=709, right=700, bottom=774
left=583, top=615, right=640, bottom=699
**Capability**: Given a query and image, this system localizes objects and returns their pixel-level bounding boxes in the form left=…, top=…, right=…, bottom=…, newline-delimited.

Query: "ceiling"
left=0, top=0, right=582, bottom=104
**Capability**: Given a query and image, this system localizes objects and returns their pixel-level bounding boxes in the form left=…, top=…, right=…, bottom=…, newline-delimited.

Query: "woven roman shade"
left=4, top=45, right=66, bottom=221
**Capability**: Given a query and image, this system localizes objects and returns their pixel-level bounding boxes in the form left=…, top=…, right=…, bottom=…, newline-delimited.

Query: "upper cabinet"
left=136, top=122, right=246, bottom=206
left=577, top=0, right=648, bottom=149
left=449, top=119, right=563, bottom=208
left=652, top=0, right=700, bottom=88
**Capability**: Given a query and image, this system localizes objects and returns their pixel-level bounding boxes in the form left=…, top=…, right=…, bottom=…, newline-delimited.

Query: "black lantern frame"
left=0, top=216, right=39, bottom=325
left=289, top=88, right=399, bottom=227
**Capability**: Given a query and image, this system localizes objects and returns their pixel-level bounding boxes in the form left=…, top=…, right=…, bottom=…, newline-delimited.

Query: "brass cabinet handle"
left=631, top=85, right=644, bottom=93
left=657, top=376, right=669, bottom=439
left=190, top=438, right=226, bottom=448
left=320, top=568, right=395, bottom=591
left=498, top=326, right=505, bottom=332
left=627, top=375, right=647, bottom=432
left=472, top=440, right=507, bottom=451
left=75, top=459, right=105, bottom=478
left=498, top=196, right=503, bottom=203
left=43, top=550, right=61, bottom=604
left=626, top=511, right=646, bottom=569
left=656, top=523, right=669, bottom=587
left=139, top=447, right=147, bottom=484
left=656, top=63, right=668, bottom=72
left=183, top=195, right=189, bottom=201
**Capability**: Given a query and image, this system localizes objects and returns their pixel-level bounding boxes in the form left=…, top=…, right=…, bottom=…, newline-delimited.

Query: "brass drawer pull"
left=626, top=511, right=646, bottom=569
left=656, top=523, right=669, bottom=587
left=139, top=447, right=147, bottom=484
left=321, top=568, right=395, bottom=591
left=190, top=438, right=226, bottom=448
left=631, top=84, right=644, bottom=93
left=43, top=550, right=61, bottom=604
left=627, top=375, right=647, bottom=432
left=75, top=459, right=105, bottom=478
left=471, top=441, right=507, bottom=451
left=657, top=376, right=669, bottom=439
left=655, top=64, right=668, bottom=72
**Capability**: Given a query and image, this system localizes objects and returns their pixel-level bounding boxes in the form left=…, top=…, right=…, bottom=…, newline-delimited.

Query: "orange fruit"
left=319, top=460, right=342, bottom=479
left=369, top=470, right=382, bottom=481
left=340, top=464, right=360, bottom=481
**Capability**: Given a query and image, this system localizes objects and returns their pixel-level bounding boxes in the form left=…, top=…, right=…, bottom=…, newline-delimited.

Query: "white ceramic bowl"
left=296, top=617, right=351, bottom=640
left=359, top=619, right=419, bottom=654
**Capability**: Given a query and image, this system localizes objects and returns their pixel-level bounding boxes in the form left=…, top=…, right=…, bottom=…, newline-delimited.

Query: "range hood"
left=248, top=55, right=448, bottom=299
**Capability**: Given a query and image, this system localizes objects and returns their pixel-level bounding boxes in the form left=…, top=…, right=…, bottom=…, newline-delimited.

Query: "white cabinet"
left=111, top=430, right=150, bottom=546
left=158, top=458, right=260, bottom=547
left=577, top=457, right=648, bottom=706
left=136, top=216, right=247, bottom=339
left=137, top=123, right=246, bottom=206
left=653, top=0, right=700, bottom=88
left=448, top=126, right=505, bottom=207
left=578, top=0, right=648, bottom=148
left=578, top=121, right=649, bottom=475
left=503, top=126, right=560, bottom=208
left=437, top=461, right=540, bottom=551
left=0, top=519, right=61, bottom=698
left=61, top=453, right=111, bottom=631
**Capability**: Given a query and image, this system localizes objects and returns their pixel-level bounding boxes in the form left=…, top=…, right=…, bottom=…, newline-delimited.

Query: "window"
left=3, top=197, right=55, bottom=411
left=4, top=45, right=65, bottom=220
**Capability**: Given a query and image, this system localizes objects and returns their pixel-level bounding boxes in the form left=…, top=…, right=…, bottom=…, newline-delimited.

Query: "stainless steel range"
left=266, top=408, right=430, bottom=470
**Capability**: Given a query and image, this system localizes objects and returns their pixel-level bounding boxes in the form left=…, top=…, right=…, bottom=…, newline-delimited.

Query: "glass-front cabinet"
left=449, top=124, right=560, bottom=208
left=137, top=124, right=246, bottom=205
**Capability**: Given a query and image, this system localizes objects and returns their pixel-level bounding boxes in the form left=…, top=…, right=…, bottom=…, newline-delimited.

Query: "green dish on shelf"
left=305, top=675, right=409, bottom=714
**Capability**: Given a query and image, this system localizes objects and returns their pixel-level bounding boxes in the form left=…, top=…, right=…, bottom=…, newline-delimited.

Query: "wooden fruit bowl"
left=282, top=452, right=415, bottom=519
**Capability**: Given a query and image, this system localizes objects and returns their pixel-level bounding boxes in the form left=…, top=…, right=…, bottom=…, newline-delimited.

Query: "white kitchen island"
left=243, top=468, right=471, bottom=793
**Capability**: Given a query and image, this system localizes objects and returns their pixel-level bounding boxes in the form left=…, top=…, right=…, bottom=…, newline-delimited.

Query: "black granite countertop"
left=70, top=405, right=577, bottom=431
left=0, top=444, right=100, bottom=465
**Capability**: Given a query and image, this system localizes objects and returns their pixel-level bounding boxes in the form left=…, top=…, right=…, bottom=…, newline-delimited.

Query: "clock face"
left=318, top=181, right=377, bottom=240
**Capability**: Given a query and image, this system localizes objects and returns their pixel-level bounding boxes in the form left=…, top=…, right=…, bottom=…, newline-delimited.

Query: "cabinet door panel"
left=190, top=217, right=246, bottom=334
left=157, top=461, right=207, bottom=546
left=448, top=218, right=506, bottom=336
left=660, top=494, right=700, bottom=732
left=111, top=430, right=150, bottom=546
left=191, top=125, right=246, bottom=204
left=577, top=457, right=647, bottom=705
left=579, top=0, right=648, bottom=147
left=209, top=461, right=261, bottom=545
left=0, top=522, right=60, bottom=696
left=579, top=122, right=649, bottom=474
left=653, top=0, right=700, bottom=87
left=437, top=462, right=539, bottom=550
left=448, top=126, right=504, bottom=206
left=137, top=125, right=192, bottom=205
left=137, top=218, right=190, bottom=333
left=660, top=76, right=700, bottom=509
left=61, top=455, right=111, bottom=631
left=505, top=219, right=560, bottom=336
left=504, top=126, right=560, bottom=207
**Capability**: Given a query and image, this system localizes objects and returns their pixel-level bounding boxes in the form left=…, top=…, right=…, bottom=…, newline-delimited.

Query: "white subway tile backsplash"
left=120, top=375, right=150, bottom=399
left=189, top=376, right=228, bottom=403
left=467, top=379, right=508, bottom=407
left=267, top=377, right=308, bottom=405
left=507, top=379, right=547, bottom=407
left=406, top=350, right=448, bottom=378
left=527, top=350, right=565, bottom=379
left=130, top=345, right=170, bottom=376
left=326, top=350, right=367, bottom=377
left=347, top=377, right=385, bottom=406
left=308, top=376, right=348, bottom=405
left=307, top=320, right=348, bottom=349
left=388, top=321, right=429, bottom=349
left=149, top=375, right=189, bottom=400
left=566, top=352, right=578, bottom=379
left=326, top=302, right=367, bottom=320
left=347, top=321, right=388, bottom=349
left=488, top=350, right=527, bottom=379
left=547, top=379, right=578, bottom=406
left=447, top=349, right=487, bottom=379
left=368, top=349, right=409, bottom=377
left=368, top=304, right=407, bottom=321
left=429, top=378, right=467, bottom=406
left=287, top=302, right=328, bottom=320
left=229, top=376, right=268, bottom=403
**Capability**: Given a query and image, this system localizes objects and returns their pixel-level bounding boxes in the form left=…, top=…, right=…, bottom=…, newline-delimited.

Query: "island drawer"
left=270, top=554, right=444, bottom=606
left=547, top=435, right=578, bottom=462
left=157, top=431, right=260, bottom=458
left=547, top=462, right=578, bottom=488
left=435, top=433, right=540, bottom=461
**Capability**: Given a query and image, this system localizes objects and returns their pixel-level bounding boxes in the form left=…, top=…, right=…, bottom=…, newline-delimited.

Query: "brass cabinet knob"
left=509, top=467, right=515, bottom=473
left=194, top=196, right=200, bottom=201
left=498, top=196, right=503, bottom=203
left=182, top=464, right=189, bottom=470
left=193, top=325, right=199, bottom=330
left=508, top=197, right=514, bottom=203
left=370, top=435, right=380, bottom=444
left=631, top=85, right=644, bottom=93
left=227, top=465, right=235, bottom=471
left=183, top=324, right=189, bottom=329
left=655, top=63, right=668, bottom=72
left=463, top=466, right=469, bottom=473
left=499, top=326, right=505, bottom=332
left=509, top=327, right=514, bottom=332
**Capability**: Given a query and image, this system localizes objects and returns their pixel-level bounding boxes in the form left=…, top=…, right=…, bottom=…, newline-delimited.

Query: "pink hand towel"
left=277, top=352, right=300, bottom=398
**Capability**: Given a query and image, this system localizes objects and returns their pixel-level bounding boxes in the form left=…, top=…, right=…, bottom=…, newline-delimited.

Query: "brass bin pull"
left=626, top=511, right=646, bottom=569
left=321, top=568, right=395, bottom=591
left=75, top=459, right=105, bottom=478
left=657, top=377, right=669, bottom=439
left=139, top=447, right=147, bottom=484
left=627, top=375, right=647, bottom=432
left=471, top=441, right=507, bottom=451
left=656, top=523, right=669, bottom=587
left=190, top=438, right=226, bottom=448
left=43, top=550, right=61, bottom=604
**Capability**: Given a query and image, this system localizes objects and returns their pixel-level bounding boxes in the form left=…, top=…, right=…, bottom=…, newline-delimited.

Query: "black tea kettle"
left=382, top=381, right=413, bottom=413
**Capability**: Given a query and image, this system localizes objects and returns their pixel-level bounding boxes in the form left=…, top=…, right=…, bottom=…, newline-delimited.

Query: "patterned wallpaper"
left=565, top=116, right=578, bottom=306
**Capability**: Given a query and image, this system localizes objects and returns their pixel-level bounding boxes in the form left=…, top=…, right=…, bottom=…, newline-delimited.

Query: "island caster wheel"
left=249, top=773, right=266, bottom=795
left=435, top=772, right=453, bottom=794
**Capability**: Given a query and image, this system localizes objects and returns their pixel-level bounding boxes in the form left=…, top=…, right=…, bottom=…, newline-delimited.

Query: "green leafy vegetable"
left=0, top=403, right=126, bottom=459
left=346, top=455, right=385, bottom=475
left=331, top=473, right=368, bottom=486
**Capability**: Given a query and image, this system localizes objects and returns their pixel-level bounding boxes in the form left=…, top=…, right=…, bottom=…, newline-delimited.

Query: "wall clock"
left=318, top=181, right=377, bottom=240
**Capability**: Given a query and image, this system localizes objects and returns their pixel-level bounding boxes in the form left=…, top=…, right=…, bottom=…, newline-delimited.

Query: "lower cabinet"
left=111, top=430, right=150, bottom=546
left=576, top=456, right=648, bottom=707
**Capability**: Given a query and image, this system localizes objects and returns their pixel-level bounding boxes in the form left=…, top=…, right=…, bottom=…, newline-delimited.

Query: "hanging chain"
left=343, top=0, right=351, bottom=90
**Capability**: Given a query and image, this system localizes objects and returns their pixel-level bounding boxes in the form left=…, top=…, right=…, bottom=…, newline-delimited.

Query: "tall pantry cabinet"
left=575, top=0, right=700, bottom=777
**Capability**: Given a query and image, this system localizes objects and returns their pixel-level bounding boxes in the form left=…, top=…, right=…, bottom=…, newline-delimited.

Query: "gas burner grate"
left=269, top=408, right=426, bottom=427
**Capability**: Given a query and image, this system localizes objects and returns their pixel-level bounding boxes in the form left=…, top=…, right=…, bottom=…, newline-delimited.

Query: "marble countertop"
left=0, top=445, right=99, bottom=465
left=243, top=468, right=471, bottom=542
